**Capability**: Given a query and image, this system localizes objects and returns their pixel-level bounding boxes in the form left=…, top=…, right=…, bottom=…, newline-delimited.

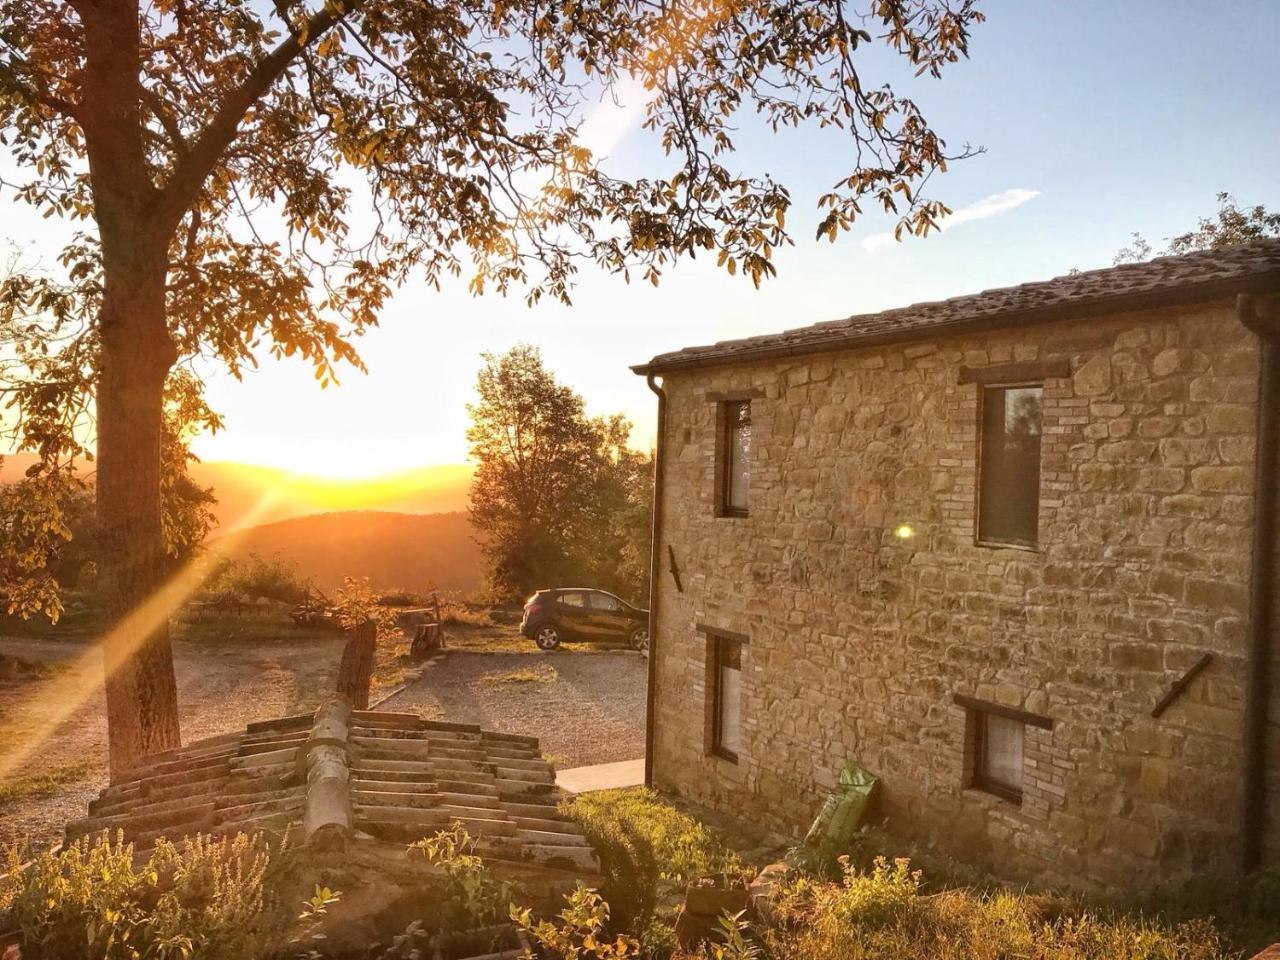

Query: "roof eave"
left=632, top=268, right=1280, bottom=377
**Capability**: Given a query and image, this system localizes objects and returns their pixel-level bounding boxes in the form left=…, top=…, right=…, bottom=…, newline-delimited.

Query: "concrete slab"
left=556, top=758, right=645, bottom=795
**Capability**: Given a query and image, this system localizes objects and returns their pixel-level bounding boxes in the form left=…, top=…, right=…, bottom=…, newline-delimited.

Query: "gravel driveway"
left=0, top=632, right=342, bottom=850
left=378, top=647, right=647, bottom=769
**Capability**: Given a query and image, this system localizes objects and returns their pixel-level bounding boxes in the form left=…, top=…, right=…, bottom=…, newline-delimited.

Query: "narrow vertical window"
left=978, top=384, right=1043, bottom=547
left=721, top=400, right=751, bottom=517
left=970, top=710, right=1025, bottom=803
left=713, top=636, right=742, bottom=761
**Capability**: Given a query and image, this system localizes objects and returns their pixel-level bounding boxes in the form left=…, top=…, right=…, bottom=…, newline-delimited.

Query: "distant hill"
left=0, top=453, right=474, bottom=531
left=213, top=510, right=484, bottom=594
left=191, top=461, right=474, bottom=530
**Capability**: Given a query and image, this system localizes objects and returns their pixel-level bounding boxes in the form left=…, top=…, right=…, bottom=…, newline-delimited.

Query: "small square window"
left=712, top=636, right=742, bottom=761
left=978, top=384, right=1043, bottom=547
left=969, top=709, right=1024, bottom=803
left=720, top=401, right=751, bottom=517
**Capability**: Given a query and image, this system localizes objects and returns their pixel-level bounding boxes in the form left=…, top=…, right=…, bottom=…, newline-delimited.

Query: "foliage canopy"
left=466, top=344, right=652, bottom=600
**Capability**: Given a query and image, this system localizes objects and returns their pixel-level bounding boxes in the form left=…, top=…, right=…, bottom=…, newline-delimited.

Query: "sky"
left=3, top=1, right=1279, bottom=479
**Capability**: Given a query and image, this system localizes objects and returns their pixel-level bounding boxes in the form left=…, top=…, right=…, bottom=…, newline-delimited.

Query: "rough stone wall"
left=650, top=299, right=1276, bottom=888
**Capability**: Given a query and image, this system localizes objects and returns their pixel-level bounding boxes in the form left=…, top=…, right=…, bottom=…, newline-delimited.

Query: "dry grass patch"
left=478, top=664, right=558, bottom=686
left=0, top=762, right=92, bottom=808
left=0, top=654, right=58, bottom=685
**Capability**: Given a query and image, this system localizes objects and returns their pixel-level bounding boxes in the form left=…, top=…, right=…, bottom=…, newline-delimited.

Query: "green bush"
left=203, top=553, right=310, bottom=604
left=1, top=832, right=284, bottom=960
left=562, top=789, right=747, bottom=933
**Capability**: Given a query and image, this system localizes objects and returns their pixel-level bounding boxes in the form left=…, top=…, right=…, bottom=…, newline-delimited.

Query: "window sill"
left=718, top=510, right=750, bottom=520
left=968, top=780, right=1023, bottom=805
left=975, top=538, right=1039, bottom=554
left=711, top=747, right=740, bottom=765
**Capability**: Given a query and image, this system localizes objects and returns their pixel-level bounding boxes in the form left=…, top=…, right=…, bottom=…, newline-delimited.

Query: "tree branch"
left=0, top=52, right=81, bottom=120
left=156, top=0, right=355, bottom=233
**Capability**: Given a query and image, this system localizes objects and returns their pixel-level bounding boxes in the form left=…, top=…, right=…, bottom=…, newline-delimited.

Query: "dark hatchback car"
left=520, top=588, right=649, bottom=652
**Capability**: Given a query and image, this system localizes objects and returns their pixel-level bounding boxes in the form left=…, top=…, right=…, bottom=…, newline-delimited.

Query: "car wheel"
left=629, top=626, right=650, bottom=654
left=534, top=624, right=562, bottom=651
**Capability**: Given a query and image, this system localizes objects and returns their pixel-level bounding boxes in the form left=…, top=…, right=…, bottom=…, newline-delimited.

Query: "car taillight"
left=526, top=603, right=543, bottom=616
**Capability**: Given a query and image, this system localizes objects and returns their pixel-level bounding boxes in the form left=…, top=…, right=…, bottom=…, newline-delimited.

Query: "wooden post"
left=336, top=620, right=377, bottom=710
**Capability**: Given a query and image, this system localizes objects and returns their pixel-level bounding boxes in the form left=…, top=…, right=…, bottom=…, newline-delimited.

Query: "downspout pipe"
left=643, top=373, right=667, bottom=788
left=1240, top=293, right=1278, bottom=874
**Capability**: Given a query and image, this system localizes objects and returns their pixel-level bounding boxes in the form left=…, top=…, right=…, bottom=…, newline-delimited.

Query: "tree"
left=2, top=0, right=981, bottom=772
left=1114, top=193, right=1279, bottom=264
left=0, top=368, right=218, bottom=621
left=467, top=345, right=602, bottom=599
left=466, top=347, right=653, bottom=601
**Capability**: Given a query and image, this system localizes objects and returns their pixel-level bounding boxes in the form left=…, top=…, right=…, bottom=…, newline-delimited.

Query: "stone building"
left=632, top=240, right=1280, bottom=888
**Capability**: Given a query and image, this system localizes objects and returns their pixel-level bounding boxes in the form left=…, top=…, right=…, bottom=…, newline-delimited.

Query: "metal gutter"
left=632, top=270, right=1280, bottom=377
left=643, top=373, right=667, bottom=788
left=1239, top=293, right=1279, bottom=874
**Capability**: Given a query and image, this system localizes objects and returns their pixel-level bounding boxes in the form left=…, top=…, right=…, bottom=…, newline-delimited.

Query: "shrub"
left=410, top=823, right=510, bottom=930
left=562, top=789, right=747, bottom=933
left=333, top=576, right=401, bottom=642
left=204, top=553, right=310, bottom=604
left=0, top=831, right=283, bottom=960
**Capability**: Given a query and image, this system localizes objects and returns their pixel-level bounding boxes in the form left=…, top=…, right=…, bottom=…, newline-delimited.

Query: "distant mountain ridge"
left=0, top=453, right=474, bottom=530
left=215, top=509, right=483, bottom=594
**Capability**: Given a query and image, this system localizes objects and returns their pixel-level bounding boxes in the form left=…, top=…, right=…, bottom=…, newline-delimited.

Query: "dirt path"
left=379, top=646, right=647, bottom=769
left=0, top=633, right=343, bottom=850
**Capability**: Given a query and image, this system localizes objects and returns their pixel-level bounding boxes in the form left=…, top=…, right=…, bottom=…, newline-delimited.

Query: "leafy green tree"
left=466, top=347, right=652, bottom=601
left=467, top=345, right=604, bottom=599
left=1114, top=193, right=1279, bottom=264
left=1, top=0, right=981, bottom=771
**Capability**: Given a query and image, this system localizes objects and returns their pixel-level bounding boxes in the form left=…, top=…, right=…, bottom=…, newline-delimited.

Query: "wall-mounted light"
left=895, top=524, right=914, bottom=540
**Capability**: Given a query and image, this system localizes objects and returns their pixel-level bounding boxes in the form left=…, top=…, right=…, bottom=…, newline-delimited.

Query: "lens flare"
left=0, top=484, right=284, bottom=785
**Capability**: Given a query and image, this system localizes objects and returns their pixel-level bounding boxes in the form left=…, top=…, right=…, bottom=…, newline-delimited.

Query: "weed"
left=512, top=882, right=641, bottom=958
left=410, top=823, right=511, bottom=930
left=750, top=856, right=1235, bottom=960
left=0, top=831, right=283, bottom=960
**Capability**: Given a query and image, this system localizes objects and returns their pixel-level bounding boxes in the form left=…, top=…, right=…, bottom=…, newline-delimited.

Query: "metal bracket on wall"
left=1150, top=653, right=1214, bottom=719
left=667, top=544, right=684, bottom=593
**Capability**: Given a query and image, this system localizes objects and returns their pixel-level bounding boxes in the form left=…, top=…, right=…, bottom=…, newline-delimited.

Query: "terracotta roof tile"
left=66, top=701, right=598, bottom=878
left=633, top=238, right=1280, bottom=374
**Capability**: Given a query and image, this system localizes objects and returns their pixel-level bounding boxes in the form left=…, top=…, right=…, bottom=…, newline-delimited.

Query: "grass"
left=479, top=665, right=558, bottom=686
left=0, top=762, right=92, bottom=808
left=741, top=856, right=1242, bottom=960
left=562, top=787, right=748, bottom=934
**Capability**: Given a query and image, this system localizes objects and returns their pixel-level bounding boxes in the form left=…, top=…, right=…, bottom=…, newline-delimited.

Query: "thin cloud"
left=862, top=188, right=1041, bottom=252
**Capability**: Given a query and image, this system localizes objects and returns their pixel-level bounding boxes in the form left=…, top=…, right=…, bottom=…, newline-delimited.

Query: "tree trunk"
left=96, top=243, right=181, bottom=778
left=74, top=0, right=185, bottom=778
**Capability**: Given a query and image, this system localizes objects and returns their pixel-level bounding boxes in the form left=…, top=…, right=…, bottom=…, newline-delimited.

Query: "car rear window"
left=559, top=593, right=586, bottom=607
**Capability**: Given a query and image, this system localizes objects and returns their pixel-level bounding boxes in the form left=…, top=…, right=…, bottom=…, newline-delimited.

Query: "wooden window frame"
left=955, top=694, right=1052, bottom=806
left=711, top=633, right=743, bottom=763
left=720, top=399, right=751, bottom=519
left=974, top=380, right=1044, bottom=551
left=970, top=710, right=1024, bottom=803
